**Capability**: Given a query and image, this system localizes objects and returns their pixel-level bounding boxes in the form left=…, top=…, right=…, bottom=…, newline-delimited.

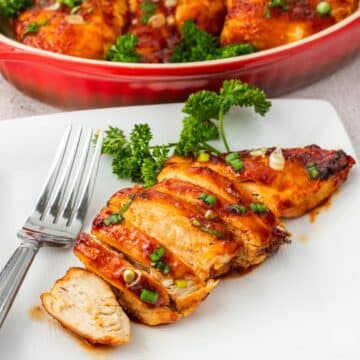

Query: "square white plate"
left=0, top=100, right=359, bottom=360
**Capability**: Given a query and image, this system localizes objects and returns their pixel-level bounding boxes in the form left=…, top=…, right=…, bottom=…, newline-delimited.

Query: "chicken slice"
left=154, top=176, right=289, bottom=269
left=175, top=0, right=226, bottom=35
left=41, top=267, right=130, bottom=345
left=14, top=0, right=128, bottom=59
left=74, top=233, right=179, bottom=326
left=92, top=211, right=217, bottom=315
left=106, top=187, right=241, bottom=279
left=221, top=0, right=358, bottom=50
left=160, top=145, right=355, bottom=218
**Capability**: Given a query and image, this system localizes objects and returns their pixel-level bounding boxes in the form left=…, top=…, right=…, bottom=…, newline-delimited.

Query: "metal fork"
left=0, top=125, right=103, bottom=328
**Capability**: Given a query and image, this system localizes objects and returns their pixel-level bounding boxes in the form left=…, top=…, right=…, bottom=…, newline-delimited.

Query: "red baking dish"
left=0, top=11, right=359, bottom=109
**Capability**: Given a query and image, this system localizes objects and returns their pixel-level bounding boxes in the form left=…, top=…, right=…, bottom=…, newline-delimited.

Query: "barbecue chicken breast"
left=127, top=0, right=179, bottom=63
left=175, top=0, right=226, bottom=35
left=221, top=0, right=359, bottom=50
left=74, top=233, right=182, bottom=326
left=14, top=0, right=127, bottom=59
left=41, top=267, right=130, bottom=345
left=159, top=145, right=355, bottom=218
left=71, top=145, right=353, bottom=327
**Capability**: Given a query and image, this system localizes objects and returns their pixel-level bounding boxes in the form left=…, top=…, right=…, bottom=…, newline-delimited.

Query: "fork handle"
left=0, top=240, right=40, bottom=328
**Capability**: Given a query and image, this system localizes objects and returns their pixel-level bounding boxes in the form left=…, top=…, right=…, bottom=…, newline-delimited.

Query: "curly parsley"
left=0, top=0, right=33, bottom=18
left=106, top=34, right=141, bottom=63
left=101, top=80, right=271, bottom=186
left=171, top=20, right=256, bottom=63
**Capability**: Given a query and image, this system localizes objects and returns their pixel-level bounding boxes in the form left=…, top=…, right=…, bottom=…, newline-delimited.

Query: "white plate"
left=0, top=100, right=359, bottom=360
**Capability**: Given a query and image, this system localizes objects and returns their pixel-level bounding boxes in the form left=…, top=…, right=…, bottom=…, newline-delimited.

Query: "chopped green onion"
left=197, top=152, right=210, bottom=162
left=229, top=158, right=244, bottom=171
left=191, top=219, right=201, bottom=227
left=200, top=226, right=226, bottom=239
left=123, top=269, right=135, bottom=284
left=307, top=164, right=319, bottom=179
left=103, top=213, right=123, bottom=226
left=140, top=289, right=159, bottom=304
left=225, top=152, right=239, bottom=163
left=250, top=202, right=267, bottom=213
left=228, top=204, right=247, bottom=215
left=150, top=247, right=166, bottom=262
left=162, top=264, right=171, bottom=275
left=264, top=7, right=272, bottom=18
left=225, top=152, right=244, bottom=172
left=268, top=0, right=288, bottom=10
left=198, top=193, right=208, bottom=201
left=198, top=193, right=217, bottom=206
left=316, top=1, right=331, bottom=16
left=250, top=147, right=268, bottom=157
left=205, top=195, right=217, bottom=206
left=103, top=195, right=134, bottom=226
left=175, top=279, right=188, bottom=288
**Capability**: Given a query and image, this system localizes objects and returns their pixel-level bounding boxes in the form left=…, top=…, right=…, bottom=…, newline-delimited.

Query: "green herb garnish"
left=149, top=247, right=171, bottom=274
left=140, top=289, right=159, bottom=304
left=103, top=195, right=135, bottom=226
left=101, top=80, right=271, bottom=187
left=103, top=213, right=123, bottom=226
left=197, top=152, right=210, bottom=162
left=227, top=204, right=247, bottom=215
left=250, top=202, right=267, bottom=213
left=190, top=218, right=227, bottom=239
left=307, top=164, right=319, bottom=179
left=0, top=0, right=33, bottom=18
left=268, top=0, right=288, bottom=10
left=225, top=152, right=244, bottom=171
left=198, top=193, right=217, bottom=206
left=316, top=1, right=331, bottom=16
left=171, top=20, right=256, bottom=63
left=150, top=247, right=166, bottom=262
left=57, top=0, right=82, bottom=9
left=22, top=19, right=48, bottom=39
left=106, top=34, right=141, bottom=63
left=140, top=0, right=157, bottom=24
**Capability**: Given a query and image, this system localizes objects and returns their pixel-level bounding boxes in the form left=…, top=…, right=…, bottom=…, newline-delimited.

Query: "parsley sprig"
left=176, top=80, right=271, bottom=154
left=106, top=34, right=141, bottom=63
left=101, top=80, right=271, bottom=187
left=0, top=0, right=33, bottom=18
left=101, top=125, right=171, bottom=187
left=171, top=20, right=256, bottom=63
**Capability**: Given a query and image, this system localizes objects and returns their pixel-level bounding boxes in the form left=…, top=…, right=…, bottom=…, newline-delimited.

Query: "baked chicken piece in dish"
left=127, top=0, right=179, bottom=63
left=175, top=0, right=226, bottom=35
left=13, top=0, right=127, bottom=59
left=221, top=0, right=359, bottom=50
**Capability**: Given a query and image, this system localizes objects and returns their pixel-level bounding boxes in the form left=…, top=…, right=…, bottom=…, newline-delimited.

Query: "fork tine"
left=61, top=129, right=93, bottom=224
left=48, top=127, right=83, bottom=223
left=34, top=125, right=72, bottom=219
left=69, top=130, right=104, bottom=226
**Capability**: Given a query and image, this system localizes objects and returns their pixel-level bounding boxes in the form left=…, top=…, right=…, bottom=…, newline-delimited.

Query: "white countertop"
left=1, top=56, right=359, bottom=155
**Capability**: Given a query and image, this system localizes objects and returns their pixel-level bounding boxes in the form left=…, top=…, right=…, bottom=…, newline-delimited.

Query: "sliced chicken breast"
left=41, top=267, right=130, bottom=345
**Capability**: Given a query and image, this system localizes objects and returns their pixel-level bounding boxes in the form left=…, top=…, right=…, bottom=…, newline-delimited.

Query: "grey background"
left=0, top=56, right=359, bottom=155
